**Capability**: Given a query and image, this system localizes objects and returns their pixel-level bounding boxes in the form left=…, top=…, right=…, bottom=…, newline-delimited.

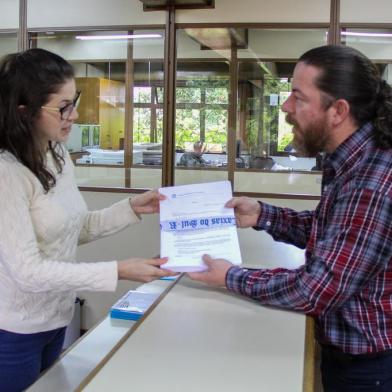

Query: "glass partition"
left=0, top=32, right=18, bottom=58
left=341, top=28, right=392, bottom=86
left=234, top=28, right=327, bottom=195
left=174, top=28, right=231, bottom=185
left=29, top=25, right=328, bottom=195
left=174, top=27, right=326, bottom=194
left=30, top=28, right=165, bottom=188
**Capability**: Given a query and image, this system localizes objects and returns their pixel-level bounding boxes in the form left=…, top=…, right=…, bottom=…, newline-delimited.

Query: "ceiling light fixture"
left=341, top=31, right=392, bottom=38
left=75, top=34, right=162, bottom=41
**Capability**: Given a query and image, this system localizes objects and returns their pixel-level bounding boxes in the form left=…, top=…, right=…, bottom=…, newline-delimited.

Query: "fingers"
left=202, top=254, right=213, bottom=266
left=225, top=197, right=236, bottom=208
left=187, top=255, right=213, bottom=281
left=131, top=190, right=164, bottom=215
left=225, top=196, right=247, bottom=209
left=148, top=257, right=168, bottom=266
left=160, top=269, right=179, bottom=277
left=146, top=189, right=166, bottom=202
left=188, top=272, right=205, bottom=281
left=157, top=192, right=167, bottom=201
left=133, top=190, right=161, bottom=205
left=147, top=258, right=178, bottom=277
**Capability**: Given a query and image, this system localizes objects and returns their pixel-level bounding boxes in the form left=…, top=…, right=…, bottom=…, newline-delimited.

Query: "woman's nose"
left=69, top=107, right=79, bottom=121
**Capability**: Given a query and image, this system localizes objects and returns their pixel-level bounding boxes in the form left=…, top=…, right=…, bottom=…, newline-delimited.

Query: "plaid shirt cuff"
left=253, top=201, right=280, bottom=232
left=226, top=266, right=253, bottom=295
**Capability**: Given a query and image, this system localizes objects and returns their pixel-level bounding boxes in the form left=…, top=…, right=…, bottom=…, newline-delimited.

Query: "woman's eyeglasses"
left=41, top=91, right=81, bottom=120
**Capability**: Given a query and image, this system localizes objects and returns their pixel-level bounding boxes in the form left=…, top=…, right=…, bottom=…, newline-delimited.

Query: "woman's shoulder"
left=0, top=150, right=24, bottom=173
left=0, top=149, right=18, bottom=163
left=0, top=150, right=39, bottom=197
left=0, top=149, right=42, bottom=188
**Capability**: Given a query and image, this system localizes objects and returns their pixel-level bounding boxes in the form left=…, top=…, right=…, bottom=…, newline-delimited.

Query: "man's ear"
left=330, top=99, right=350, bottom=126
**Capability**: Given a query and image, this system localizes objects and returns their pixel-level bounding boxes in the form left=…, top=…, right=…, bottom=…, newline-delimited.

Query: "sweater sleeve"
left=61, top=150, right=142, bottom=245
left=0, top=162, right=118, bottom=294
left=78, top=197, right=141, bottom=245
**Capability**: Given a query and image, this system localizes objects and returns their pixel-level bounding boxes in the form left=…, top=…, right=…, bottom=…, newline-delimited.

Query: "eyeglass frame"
left=41, top=90, right=81, bottom=120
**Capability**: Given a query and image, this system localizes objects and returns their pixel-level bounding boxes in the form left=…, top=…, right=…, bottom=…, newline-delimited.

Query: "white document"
left=159, top=181, right=242, bottom=272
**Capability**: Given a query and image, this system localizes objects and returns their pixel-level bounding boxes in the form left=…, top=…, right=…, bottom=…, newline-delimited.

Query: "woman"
left=0, top=48, right=175, bottom=392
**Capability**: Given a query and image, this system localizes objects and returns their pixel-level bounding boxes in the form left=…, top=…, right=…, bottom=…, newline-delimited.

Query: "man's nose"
left=281, top=94, right=292, bottom=113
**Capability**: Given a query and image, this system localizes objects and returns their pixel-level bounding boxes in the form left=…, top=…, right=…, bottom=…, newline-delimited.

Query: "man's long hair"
left=299, top=45, right=392, bottom=149
left=0, top=48, right=75, bottom=191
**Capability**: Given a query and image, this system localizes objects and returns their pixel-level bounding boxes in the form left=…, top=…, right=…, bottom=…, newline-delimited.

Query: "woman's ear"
left=17, top=105, right=28, bottom=118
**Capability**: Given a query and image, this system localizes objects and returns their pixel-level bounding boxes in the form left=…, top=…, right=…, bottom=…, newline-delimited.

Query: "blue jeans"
left=321, top=345, right=392, bottom=391
left=0, top=327, right=66, bottom=392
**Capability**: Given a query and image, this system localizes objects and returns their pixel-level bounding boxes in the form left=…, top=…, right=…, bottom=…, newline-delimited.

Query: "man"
left=178, top=141, right=206, bottom=167
left=189, top=45, right=392, bottom=392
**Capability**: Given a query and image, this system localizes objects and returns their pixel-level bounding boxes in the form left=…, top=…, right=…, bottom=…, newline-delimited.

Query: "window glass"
left=132, top=60, right=164, bottom=182
left=134, top=87, right=151, bottom=103
left=341, top=28, right=392, bottom=87
left=31, top=29, right=165, bottom=188
left=176, top=27, right=326, bottom=194
left=134, top=108, right=152, bottom=142
left=175, top=28, right=230, bottom=185
left=0, top=33, right=17, bottom=58
left=234, top=28, right=327, bottom=196
left=206, top=88, right=228, bottom=104
left=176, top=87, right=201, bottom=103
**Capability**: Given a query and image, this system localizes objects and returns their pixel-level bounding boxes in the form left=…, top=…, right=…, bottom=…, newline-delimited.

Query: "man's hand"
left=225, top=197, right=261, bottom=228
left=129, top=190, right=166, bottom=215
left=188, top=255, right=233, bottom=287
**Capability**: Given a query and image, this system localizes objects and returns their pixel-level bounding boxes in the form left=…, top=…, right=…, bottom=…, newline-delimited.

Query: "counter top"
left=80, top=276, right=312, bottom=392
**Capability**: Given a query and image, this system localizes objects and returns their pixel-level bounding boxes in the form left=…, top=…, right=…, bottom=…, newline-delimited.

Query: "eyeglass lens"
left=61, top=91, right=81, bottom=120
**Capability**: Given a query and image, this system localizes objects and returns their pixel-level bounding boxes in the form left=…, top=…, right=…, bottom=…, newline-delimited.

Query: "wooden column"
left=329, top=0, right=341, bottom=45
left=161, top=6, right=176, bottom=186
left=227, top=43, right=238, bottom=186
left=18, top=0, right=28, bottom=51
left=124, top=30, right=134, bottom=188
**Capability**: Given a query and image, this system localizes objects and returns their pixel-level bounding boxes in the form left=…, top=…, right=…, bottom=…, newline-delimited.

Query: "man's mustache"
left=285, top=114, right=296, bottom=127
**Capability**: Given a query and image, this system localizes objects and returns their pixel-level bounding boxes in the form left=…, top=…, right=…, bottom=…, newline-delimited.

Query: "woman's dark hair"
left=299, top=45, right=392, bottom=149
left=0, top=48, right=75, bottom=191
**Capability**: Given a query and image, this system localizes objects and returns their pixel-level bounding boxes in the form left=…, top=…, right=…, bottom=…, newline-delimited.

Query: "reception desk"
left=79, top=276, right=315, bottom=392
left=27, top=234, right=316, bottom=392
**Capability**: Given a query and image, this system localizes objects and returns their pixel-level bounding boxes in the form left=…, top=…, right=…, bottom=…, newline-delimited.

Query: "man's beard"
left=286, top=115, right=329, bottom=157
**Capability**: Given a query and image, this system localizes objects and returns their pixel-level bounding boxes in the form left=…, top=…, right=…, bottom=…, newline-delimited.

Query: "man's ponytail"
left=374, top=80, right=392, bottom=149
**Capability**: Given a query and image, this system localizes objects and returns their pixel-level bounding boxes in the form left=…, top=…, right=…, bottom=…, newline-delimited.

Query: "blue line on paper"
left=160, top=216, right=236, bottom=232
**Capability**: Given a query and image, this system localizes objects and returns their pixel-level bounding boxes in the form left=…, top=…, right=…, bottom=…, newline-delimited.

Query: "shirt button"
left=266, top=221, right=271, bottom=227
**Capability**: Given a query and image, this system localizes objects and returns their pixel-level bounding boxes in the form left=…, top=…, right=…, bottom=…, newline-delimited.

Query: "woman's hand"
left=129, top=190, right=166, bottom=215
left=225, top=197, right=262, bottom=228
left=117, top=257, right=177, bottom=283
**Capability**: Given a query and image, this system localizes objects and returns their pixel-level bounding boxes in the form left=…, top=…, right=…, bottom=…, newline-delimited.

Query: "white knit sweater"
left=0, top=149, right=140, bottom=333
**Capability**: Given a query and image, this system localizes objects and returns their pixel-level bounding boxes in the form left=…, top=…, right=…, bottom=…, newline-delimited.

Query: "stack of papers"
left=110, top=290, right=160, bottom=321
left=159, top=180, right=242, bottom=272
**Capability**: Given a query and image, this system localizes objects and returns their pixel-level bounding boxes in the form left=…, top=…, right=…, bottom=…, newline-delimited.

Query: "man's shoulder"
left=350, top=147, right=392, bottom=197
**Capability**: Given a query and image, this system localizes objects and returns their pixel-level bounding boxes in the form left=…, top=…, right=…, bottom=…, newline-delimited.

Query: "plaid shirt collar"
left=323, top=122, right=374, bottom=180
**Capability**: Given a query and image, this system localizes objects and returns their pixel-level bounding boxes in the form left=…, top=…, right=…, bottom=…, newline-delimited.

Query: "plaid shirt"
left=226, top=122, right=392, bottom=354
